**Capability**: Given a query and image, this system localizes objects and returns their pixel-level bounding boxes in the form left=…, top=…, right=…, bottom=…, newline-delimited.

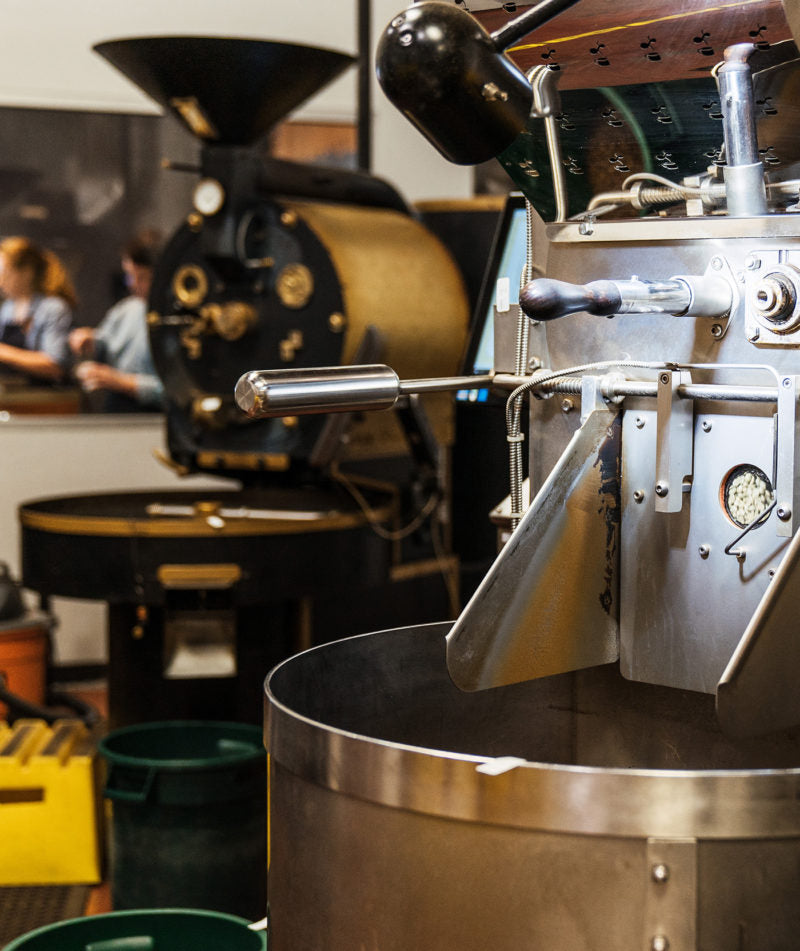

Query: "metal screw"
left=561, top=398, right=574, bottom=413
left=783, top=377, right=793, bottom=388
left=748, top=327, right=760, bottom=342
left=711, top=256, right=723, bottom=270
left=482, top=81, right=509, bottom=102
left=768, top=568, right=776, bottom=578
left=655, top=482, right=669, bottom=497
left=778, top=505, right=792, bottom=521
left=659, top=372, right=670, bottom=385
left=328, top=312, right=347, bottom=333
left=651, top=937, right=670, bottom=951
left=578, top=219, right=594, bottom=236
left=711, top=323, right=724, bottom=338
left=633, top=489, right=645, bottom=504
left=736, top=270, right=746, bottom=284
left=651, top=863, right=670, bottom=883
left=702, top=420, right=712, bottom=432
left=635, top=416, right=645, bottom=429
left=745, top=255, right=761, bottom=270
left=698, top=544, right=711, bottom=558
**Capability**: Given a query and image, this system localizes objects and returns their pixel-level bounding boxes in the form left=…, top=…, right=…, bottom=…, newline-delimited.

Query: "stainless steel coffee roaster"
left=19, top=36, right=469, bottom=727
left=254, top=2, right=800, bottom=948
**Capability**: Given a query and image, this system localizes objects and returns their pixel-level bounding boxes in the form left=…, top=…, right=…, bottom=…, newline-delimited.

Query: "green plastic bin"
left=3, top=909, right=266, bottom=950
left=98, top=721, right=267, bottom=920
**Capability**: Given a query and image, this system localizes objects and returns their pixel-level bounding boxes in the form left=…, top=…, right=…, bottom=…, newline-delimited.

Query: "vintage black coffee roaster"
left=19, top=37, right=469, bottom=726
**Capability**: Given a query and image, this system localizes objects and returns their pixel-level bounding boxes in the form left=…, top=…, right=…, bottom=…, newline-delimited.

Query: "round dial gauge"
left=192, top=178, right=226, bottom=217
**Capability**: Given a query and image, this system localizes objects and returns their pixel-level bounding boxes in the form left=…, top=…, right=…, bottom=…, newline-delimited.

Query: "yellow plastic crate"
left=0, top=719, right=103, bottom=884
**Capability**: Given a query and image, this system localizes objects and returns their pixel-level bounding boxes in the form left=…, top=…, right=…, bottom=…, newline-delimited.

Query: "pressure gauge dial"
left=192, top=177, right=226, bottom=217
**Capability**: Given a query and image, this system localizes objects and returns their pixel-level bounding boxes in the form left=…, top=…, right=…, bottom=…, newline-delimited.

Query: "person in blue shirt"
left=69, top=234, right=164, bottom=413
left=0, top=236, right=76, bottom=383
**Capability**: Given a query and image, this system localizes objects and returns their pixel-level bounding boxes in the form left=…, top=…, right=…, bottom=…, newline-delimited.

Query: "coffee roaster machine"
left=18, top=36, right=469, bottom=726
left=246, top=1, right=800, bottom=947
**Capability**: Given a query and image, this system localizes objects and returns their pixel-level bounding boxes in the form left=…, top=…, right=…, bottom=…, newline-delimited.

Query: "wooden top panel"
left=473, top=0, right=794, bottom=88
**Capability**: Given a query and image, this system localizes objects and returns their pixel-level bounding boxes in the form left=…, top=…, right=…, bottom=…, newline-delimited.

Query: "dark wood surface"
left=475, top=0, right=794, bottom=88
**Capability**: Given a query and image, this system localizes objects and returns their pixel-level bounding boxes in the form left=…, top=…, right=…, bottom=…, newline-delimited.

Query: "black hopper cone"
left=93, top=36, right=354, bottom=147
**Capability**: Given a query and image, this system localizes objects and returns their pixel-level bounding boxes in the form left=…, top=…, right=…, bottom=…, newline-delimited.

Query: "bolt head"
left=702, top=420, right=712, bottom=432
left=711, top=323, right=723, bottom=338
left=633, top=489, right=645, bottom=503
left=778, top=506, right=792, bottom=521
left=655, top=482, right=669, bottom=497
left=711, top=256, right=723, bottom=270
left=635, top=416, right=645, bottom=429
left=745, top=255, right=761, bottom=270
left=560, top=398, right=574, bottom=413
left=651, top=862, right=670, bottom=883
left=698, top=544, right=711, bottom=558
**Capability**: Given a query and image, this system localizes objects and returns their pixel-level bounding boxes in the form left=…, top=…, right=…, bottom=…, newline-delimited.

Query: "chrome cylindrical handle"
left=235, top=365, right=401, bottom=419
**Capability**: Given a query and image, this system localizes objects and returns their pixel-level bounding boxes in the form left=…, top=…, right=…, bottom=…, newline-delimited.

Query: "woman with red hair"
left=0, top=236, right=75, bottom=382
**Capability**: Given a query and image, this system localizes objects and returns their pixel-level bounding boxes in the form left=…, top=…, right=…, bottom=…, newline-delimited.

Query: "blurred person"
left=0, top=236, right=76, bottom=382
left=69, top=234, right=164, bottom=413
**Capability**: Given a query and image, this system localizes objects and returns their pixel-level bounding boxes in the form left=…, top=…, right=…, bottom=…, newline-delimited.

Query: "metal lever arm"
left=235, top=365, right=494, bottom=420
left=519, top=275, right=733, bottom=322
left=236, top=365, right=400, bottom=419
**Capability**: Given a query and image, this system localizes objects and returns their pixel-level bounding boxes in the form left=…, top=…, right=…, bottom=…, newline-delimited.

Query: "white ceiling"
left=0, top=0, right=358, bottom=119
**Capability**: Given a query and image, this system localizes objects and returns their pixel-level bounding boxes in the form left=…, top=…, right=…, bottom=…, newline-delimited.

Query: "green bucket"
left=98, top=721, right=266, bottom=920
left=3, top=909, right=266, bottom=951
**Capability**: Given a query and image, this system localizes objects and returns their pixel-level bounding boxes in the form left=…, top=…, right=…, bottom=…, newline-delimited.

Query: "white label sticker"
left=496, top=276, right=510, bottom=313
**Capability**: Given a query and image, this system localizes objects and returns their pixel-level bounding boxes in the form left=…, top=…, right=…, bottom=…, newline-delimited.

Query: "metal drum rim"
left=265, top=622, right=800, bottom=840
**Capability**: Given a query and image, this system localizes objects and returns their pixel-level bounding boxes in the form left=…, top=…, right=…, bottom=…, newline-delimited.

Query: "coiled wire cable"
left=507, top=199, right=537, bottom=529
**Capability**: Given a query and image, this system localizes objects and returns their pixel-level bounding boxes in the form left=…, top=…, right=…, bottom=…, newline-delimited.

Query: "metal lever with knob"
left=235, top=365, right=494, bottom=420
left=519, top=274, right=734, bottom=322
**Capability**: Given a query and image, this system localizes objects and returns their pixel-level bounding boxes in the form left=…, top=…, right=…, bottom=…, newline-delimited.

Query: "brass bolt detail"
left=280, top=330, right=305, bottom=362
left=276, top=263, right=314, bottom=309
left=328, top=311, right=347, bottom=333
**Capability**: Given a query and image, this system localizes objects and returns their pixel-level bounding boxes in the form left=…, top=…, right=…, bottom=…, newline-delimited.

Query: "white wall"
left=0, top=0, right=473, bottom=202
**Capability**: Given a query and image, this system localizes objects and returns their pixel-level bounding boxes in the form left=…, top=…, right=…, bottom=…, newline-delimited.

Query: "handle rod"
left=491, top=0, right=581, bottom=52
left=235, top=366, right=494, bottom=419
left=519, top=274, right=733, bottom=322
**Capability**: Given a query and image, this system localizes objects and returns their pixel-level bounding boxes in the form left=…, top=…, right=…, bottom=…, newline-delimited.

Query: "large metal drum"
left=266, top=621, right=800, bottom=950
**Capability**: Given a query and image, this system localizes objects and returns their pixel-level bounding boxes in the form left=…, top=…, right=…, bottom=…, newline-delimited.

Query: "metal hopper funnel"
left=93, top=37, right=355, bottom=146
